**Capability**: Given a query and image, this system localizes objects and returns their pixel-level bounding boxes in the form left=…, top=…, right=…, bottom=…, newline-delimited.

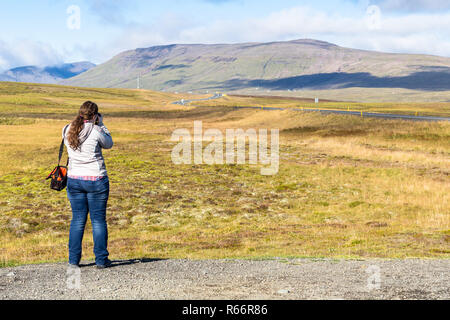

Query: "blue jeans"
left=67, top=177, right=110, bottom=265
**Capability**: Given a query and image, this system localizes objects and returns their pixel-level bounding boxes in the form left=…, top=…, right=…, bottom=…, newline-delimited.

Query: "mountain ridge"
left=0, top=61, right=95, bottom=84
left=62, top=39, right=450, bottom=92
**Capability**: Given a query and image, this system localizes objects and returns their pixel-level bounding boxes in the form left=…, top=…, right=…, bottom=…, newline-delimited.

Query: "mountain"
left=1, top=61, right=96, bottom=84
left=62, top=39, right=450, bottom=92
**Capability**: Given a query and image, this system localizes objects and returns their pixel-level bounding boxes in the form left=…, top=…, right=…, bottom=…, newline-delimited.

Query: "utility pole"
left=137, top=74, right=140, bottom=89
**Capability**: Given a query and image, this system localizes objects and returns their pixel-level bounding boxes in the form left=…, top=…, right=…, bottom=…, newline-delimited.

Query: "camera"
left=95, top=113, right=102, bottom=125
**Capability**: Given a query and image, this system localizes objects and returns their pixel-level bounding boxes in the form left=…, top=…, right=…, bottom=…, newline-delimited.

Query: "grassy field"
left=0, top=82, right=449, bottom=267
left=230, top=87, right=450, bottom=104
left=195, top=94, right=450, bottom=117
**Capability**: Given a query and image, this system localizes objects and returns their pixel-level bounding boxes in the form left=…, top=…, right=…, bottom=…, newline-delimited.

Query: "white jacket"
left=62, top=121, right=113, bottom=177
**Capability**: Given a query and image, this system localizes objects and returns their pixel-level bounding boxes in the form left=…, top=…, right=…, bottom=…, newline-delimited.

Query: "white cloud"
left=106, top=5, right=450, bottom=58
left=0, top=40, right=64, bottom=70
left=107, top=12, right=200, bottom=56
left=1, top=2, right=449, bottom=68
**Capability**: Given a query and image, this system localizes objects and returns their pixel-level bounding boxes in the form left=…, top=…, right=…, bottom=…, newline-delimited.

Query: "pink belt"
left=68, top=175, right=105, bottom=181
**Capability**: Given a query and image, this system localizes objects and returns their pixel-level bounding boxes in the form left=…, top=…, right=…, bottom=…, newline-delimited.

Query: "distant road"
left=173, top=93, right=450, bottom=122
left=172, top=93, right=223, bottom=105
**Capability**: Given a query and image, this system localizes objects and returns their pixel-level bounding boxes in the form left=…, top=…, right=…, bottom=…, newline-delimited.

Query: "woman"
left=63, top=101, right=113, bottom=268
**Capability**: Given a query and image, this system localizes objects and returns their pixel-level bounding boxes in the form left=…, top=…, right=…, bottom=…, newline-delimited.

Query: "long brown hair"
left=67, top=101, right=98, bottom=150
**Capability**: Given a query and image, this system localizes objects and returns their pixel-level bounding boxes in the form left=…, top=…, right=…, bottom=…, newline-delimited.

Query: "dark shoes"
left=96, top=259, right=112, bottom=269
left=68, top=259, right=112, bottom=269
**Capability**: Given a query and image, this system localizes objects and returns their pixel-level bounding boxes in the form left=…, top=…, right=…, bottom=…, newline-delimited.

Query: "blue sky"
left=0, top=0, right=449, bottom=70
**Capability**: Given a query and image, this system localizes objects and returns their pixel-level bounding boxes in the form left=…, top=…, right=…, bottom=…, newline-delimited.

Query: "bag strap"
left=58, top=125, right=69, bottom=166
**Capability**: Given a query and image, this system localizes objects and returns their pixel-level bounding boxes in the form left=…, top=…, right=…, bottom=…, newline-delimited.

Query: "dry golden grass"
left=194, top=94, right=450, bottom=117
left=231, top=87, right=450, bottom=104
left=0, top=82, right=449, bottom=267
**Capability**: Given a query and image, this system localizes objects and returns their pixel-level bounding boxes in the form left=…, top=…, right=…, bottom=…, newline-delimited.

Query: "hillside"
left=63, top=39, right=450, bottom=93
left=0, top=61, right=95, bottom=84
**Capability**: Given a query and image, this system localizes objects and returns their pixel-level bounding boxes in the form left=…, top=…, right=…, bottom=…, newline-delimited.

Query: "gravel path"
left=1, top=258, right=448, bottom=300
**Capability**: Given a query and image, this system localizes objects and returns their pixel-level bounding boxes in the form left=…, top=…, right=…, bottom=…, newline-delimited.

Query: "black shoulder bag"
left=46, top=125, right=69, bottom=191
